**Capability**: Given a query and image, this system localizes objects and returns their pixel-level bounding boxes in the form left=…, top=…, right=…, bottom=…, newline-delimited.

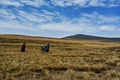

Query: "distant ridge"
left=63, top=34, right=120, bottom=42
left=0, top=34, right=56, bottom=39
left=0, top=34, right=120, bottom=42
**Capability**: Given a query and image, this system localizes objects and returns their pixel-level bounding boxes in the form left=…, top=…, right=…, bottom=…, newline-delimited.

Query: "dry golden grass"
left=0, top=35, right=120, bottom=80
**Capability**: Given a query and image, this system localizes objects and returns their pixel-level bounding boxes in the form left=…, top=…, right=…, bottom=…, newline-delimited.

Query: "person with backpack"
left=41, top=43, right=50, bottom=52
left=44, top=43, right=50, bottom=52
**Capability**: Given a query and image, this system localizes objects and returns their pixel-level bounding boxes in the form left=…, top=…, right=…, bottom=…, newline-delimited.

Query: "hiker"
left=45, top=43, right=50, bottom=52
left=21, top=42, right=26, bottom=52
left=42, top=43, right=50, bottom=52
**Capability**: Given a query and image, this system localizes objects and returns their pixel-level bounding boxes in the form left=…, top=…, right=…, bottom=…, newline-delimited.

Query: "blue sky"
left=0, top=0, right=120, bottom=38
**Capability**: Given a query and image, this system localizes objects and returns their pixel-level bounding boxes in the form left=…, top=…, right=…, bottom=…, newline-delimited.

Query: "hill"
left=63, top=34, right=120, bottom=42
left=0, top=34, right=120, bottom=80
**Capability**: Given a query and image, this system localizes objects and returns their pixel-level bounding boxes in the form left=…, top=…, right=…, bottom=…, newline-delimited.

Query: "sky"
left=0, top=0, right=120, bottom=38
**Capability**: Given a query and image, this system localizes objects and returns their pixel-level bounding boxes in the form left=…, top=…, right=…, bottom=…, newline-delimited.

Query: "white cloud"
left=18, top=10, right=47, bottom=23
left=0, top=0, right=119, bottom=7
left=0, top=20, right=34, bottom=31
left=37, top=12, right=120, bottom=33
left=0, top=8, right=68, bottom=31
left=0, top=8, right=120, bottom=33
left=38, top=22, right=97, bottom=33
left=81, top=12, right=120, bottom=24
left=99, top=25, right=117, bottom=31
left=0, top=0, right=47, bottom=7
left=39, top=22, right=79, bottom=32
left=0, top=0, right=22, bottom=6
left=73, top=0, right=89, bottom=6
left=89, top=0, right=106, bottom=7
left=0, top=9, right=16, bottom=20
left=50, top=0, right=120, bottom=7
left=19, top=0, right=48, bottom=7
left=42, top=10, right=54, bottom=15
left=17, top=10, right=66, bottom=24
left=0, top=6, right=120, bottom=37
left=51, top=0, right=74, bottom=7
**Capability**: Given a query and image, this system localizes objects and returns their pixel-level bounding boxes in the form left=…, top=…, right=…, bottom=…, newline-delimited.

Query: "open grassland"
left=0, top=35, right=120, bottom=80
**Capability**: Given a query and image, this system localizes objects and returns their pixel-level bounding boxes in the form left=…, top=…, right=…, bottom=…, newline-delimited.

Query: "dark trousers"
left=21, top=47, right=25, bottom=52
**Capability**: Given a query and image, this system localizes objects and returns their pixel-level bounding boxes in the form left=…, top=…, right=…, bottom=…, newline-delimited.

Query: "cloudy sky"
left=0, top=0, right=120, bottom=38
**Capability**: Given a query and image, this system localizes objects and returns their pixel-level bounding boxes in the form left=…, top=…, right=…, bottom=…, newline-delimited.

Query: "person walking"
left=44, top=43, right=50, bottom=52
left=21, top=42, right=26, bottom=52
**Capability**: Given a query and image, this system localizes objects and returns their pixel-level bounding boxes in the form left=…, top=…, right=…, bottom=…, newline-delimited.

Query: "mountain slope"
left=63, top=34, right=120, bottom=42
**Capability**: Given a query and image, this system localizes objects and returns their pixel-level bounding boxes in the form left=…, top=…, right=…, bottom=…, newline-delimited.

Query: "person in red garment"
left=21, top=42, right=26, bottom=52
